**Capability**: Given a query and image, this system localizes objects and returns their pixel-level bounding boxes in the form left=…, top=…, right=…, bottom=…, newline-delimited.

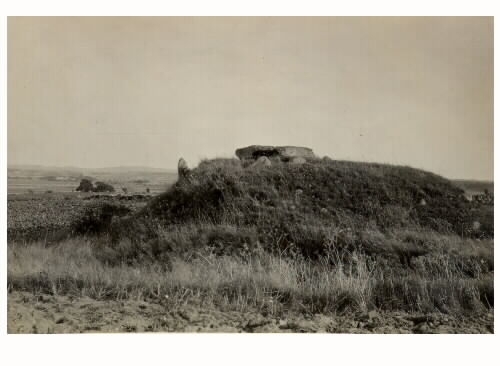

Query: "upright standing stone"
left=178, top=158, right=190, bottom=179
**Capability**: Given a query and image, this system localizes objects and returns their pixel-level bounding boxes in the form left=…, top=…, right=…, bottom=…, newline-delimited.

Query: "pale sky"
left=8, top=17, right=493, bottom=180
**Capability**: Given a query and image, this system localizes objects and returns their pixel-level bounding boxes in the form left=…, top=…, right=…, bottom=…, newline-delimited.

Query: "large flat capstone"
left=235, top=145, right=316, bottom=161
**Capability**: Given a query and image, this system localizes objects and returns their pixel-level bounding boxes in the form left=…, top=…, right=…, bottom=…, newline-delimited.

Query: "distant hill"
left=84, top=166, right=175, bottom=174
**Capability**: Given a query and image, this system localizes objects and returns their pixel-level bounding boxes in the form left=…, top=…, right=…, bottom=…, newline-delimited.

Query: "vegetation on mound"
left=105, top=158, right=489, bottom=259
left=144, top=158, right=481, bottom=232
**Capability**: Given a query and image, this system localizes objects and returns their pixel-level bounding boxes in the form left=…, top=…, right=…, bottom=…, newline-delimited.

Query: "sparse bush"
left=71, top=203, right=131, bottom=236
left=93, top=181, right=115, bottom=193
left=76, top=179, right=115, bottom=193
left=76, top=178, right=94, bottom=192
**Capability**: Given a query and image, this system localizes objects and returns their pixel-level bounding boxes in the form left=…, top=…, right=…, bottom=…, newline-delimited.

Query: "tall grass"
left=8, top=230, right=493, bottom=316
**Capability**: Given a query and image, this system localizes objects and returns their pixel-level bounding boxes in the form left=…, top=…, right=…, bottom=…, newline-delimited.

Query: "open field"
left=454, top=180, right=494, bottom=196
left=8, top=166, right=177, bottom=195
left=7, top=192, right=151, bottom=242
left=7, top=159, right=494, bottom=333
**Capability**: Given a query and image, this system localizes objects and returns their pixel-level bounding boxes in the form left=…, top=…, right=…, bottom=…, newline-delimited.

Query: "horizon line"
left=7, top=162, right=494, bottom=182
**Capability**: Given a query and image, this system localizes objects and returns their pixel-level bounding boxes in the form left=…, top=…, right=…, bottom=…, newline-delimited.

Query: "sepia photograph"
left=5, top=15, right=494, bottom=336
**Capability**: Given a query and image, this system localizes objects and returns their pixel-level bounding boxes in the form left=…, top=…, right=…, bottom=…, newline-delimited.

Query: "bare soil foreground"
left=8, top=292, right=493, bottom=334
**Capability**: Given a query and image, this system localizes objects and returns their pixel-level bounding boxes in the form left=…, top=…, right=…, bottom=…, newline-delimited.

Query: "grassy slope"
left=143, top=158, right=484, bottom=234
left=103, top=158, right=491, bottom=262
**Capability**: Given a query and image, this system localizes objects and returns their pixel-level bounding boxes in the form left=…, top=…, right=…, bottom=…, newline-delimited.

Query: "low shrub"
left=76, top=178, right=115, bottom=193
left=76, top=178, right=94, bottom=192
left=71, top=203, right=132, bottom=236
left=93, top=181, right=115, bottom=193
